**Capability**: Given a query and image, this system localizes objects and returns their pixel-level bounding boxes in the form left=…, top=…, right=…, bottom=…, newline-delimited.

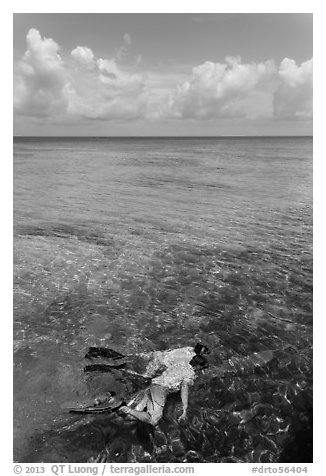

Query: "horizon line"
left=13, top=134, right=313, bottom=139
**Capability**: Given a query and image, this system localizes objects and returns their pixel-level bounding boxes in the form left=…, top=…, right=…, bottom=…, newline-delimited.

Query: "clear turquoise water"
left=13, top=137, right=313, bottom=463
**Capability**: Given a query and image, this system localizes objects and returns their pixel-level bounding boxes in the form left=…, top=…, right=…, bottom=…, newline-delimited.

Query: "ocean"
left=13, top=136, right=313, bottom=463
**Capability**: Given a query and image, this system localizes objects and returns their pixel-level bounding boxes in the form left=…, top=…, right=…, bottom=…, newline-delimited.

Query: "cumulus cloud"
left=274, top=58, right=313, bottom=119
left=13, top=29, right=313, bottom=126
left=14, top=29, right=149, bottom=122
left=71, top=46, right=95, bottom=68
left=169, top=57, right=275, bottom=120
left=168, top=56, right=312, bottom=121
left=14, top=28, right=69, bottom=117
left=96, top=58, right=119, bottom=79
left=68, top=46, right=147, bottom=120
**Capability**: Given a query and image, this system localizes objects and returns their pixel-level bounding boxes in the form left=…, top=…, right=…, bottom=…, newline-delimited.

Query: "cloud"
left=123, top=33, right=131, bottom=46
left=14, top=29, right=148, bottom=122
left=13, top=28, right=69, bottom=117
left=168, top=57, right=275, bottom=120
left=68, top=47, right=147, bottom=120
left=274, top=58, right=313, bottom=120
left=71, top=46, right=95, bottom=68
left=13, top=29, right=313, bottom=126
left=116, top=33, right=132, bottom=61
left=168, top=56, right=313, bottom=121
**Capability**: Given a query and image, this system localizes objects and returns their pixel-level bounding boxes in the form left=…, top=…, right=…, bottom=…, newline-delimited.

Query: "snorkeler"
left=81, top=343, right=209, bottom=426
left=69, top=343, right=276, bottom=424
left=118, top=343, right=209, bottom=426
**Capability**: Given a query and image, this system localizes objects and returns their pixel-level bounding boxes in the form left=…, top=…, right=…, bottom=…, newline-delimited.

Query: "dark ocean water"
left=13, top=136, right=313, bottom=463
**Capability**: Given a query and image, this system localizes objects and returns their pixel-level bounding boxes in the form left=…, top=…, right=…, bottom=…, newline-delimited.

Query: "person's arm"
left=178, top=380, right=190, bottom=422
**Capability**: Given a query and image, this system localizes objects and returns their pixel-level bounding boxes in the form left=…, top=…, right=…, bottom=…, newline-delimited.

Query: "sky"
left=13, top=13, right=313, bottom=136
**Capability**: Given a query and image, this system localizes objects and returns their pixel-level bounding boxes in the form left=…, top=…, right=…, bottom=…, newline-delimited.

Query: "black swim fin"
left=85, top=346, right=126, bottom=360
left=68, top=400, right=126, bottom=414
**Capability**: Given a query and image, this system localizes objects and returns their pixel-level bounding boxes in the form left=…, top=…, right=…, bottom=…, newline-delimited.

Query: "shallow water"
left=13, top=136, right=313, bottom=463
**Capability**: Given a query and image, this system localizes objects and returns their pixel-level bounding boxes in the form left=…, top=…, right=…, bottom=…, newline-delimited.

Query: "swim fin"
left=84, top=363, right=127, bottom=372
left=85, top=347, right=126, bottom=360
left=68, top=398, right=126, bottom=415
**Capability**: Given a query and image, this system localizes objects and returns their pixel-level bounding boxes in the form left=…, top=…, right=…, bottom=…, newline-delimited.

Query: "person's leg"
left=120, top=405, right=155, bottom=424
left=150, top=385, right=167, bottom=407
left=119, top=389, right=152, bottom=422
left=130, top=389, right=150, bottom=411
left=146, top=385, right=166, bottom=425
left=120, top=386, right=167, bottom=426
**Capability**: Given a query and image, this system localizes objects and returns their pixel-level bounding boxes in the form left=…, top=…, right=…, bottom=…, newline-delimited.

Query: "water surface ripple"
left=13, top=137, right=312, bottom=463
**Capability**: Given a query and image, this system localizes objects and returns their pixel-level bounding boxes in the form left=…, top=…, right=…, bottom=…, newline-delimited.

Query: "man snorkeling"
left=83, top=343, right=209, bottom=426
left=119, top=343, right=209, bottom=426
